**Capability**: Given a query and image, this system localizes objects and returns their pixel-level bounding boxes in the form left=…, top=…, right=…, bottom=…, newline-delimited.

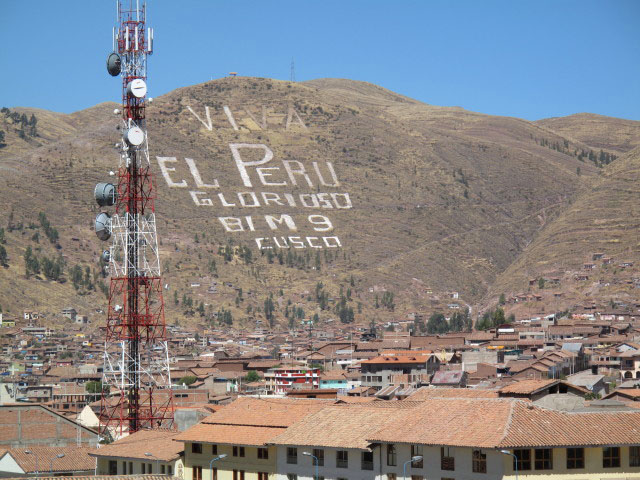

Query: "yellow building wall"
left=184, top=441, right=276, bottom=480
left=502, top=446, right=640, bottom=479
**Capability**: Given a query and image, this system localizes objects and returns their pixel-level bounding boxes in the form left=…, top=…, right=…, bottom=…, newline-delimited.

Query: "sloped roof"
left=3, top=446, right=95, bottom=473
left=174, top=397, right=331, bottom=447
left=175, top=424, right=281, bottom=446
left=272, top=403, right=413, bottom=450
left=368, top=398, right=514, bottom=448
left=407, top=387, right=498, bottom=400
left=498, top=379, right=557, bottom=395
left=90, top=430, right=183, bottom=461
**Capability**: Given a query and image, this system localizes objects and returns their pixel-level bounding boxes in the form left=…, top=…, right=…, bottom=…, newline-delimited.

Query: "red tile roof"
left=90, top=429, right=183, bottom=462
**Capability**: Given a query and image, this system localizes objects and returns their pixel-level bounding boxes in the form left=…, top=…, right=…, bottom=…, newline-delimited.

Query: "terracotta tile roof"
left=407, top=387, right=499, bottom=400
left=175, top=424, right=282, bottom=446
left=3, top=446, right=95, bottom=473
left=90, top=429, right=183, bottom=462
left=604, top=389, right=640, bottom=399
left=334, top=396, right=379, bottom=403
left=498, top=379, right=558, bottom=395
left=500, top=401, right=640, bottom=448
left=272, top=403, right=413, bottom=450
left=368, top=398, right=513, bottom=448
left=198, top=397, right=331, bottom=427
left=174, top=397, right=330, bottom=447
left=360, top=355, right=427, bottom=365
left=1, top=475, right=173, bottom=480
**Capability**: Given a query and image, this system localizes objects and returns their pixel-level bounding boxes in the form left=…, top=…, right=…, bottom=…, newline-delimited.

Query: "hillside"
left=0, top=77, right=632, bottom=328
left=488, top=145, right=640, bottom=317
left=537, top=113, right=640, bottom=154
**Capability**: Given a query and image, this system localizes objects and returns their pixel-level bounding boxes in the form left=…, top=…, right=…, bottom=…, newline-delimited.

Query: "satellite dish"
left=106, top=53, right=121, bottom=76
left=95, top=213, right=112, bottom=241
left=101, top=250, right=111, bottom=263
left=94, top=183, right=117, bottom=207
left=113, top=109, right=120, bottom=115
left=127, top=79, right=147, bottom=98
left=124, top=127, right=145, bottom=146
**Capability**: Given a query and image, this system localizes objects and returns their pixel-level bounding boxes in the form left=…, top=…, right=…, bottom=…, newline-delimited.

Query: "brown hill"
left=487, top=145, right=640, bottom=316
left=537, top=113, right=640, bottom=154
left=0, top=77, right=630, bottom=327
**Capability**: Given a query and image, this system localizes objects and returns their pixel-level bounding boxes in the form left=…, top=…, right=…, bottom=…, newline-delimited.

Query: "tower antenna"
left=98, top=0, right=174, bottom=438
left=290, top=57, right=296, bottom=82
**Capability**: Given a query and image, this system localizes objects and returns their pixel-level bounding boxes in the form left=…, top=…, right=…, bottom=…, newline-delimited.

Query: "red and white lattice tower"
left=95, top=0, right=174, bottom=439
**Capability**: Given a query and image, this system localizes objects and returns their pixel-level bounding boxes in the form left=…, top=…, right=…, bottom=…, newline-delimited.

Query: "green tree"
left=449, top=311, right=465, bottom=332
left=498, top=293, right=506, bottom=305
left=264, top=293, right=275, bottom=327
left=177, top=375, right=197, bottom=386
left=244, top=370, right=260, bottom=383
left=85, top=381, right=107, bottom=394
left=426, top=313, right=448, bottom=334
left=538, top=277, right=545, bottom=289
left=24, top=245, right=39, bottom=277
left=0, top=245, right=7, bottom=267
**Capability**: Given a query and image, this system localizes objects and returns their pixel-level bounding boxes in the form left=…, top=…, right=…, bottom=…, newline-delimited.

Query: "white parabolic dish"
left=127, top=78, right=147, bottom=98
left=126, top=126, right=145, bottom=146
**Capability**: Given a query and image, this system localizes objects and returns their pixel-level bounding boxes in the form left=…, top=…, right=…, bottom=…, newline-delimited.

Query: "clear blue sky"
left=1, top=0, right=639, bottom=120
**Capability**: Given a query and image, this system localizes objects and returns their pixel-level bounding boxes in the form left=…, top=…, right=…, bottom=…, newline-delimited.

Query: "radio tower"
left=95, top=0, right=174, bottom=439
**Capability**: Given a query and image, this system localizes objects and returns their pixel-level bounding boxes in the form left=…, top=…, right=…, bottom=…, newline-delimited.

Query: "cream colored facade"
left=502, top=446, right=640, bottom=480
left=271, top=443, right=640, bottom=479
left=184, top=441, right=276, bottom=480
left=96, top=456, right=183, bottom=477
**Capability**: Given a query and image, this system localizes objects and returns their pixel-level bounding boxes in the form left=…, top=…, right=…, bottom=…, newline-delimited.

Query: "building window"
left=472, top=449, right=486, bottom=473
left=631, top=446, right=640, bottom=467
left=108, top=461, right=117, bottom=475
left=410, top=445, right=423, bottom=468
left=361, top=451, right=374, bottom=470
left=161, top=465, right=166, bottom=474
left=212, top=444, right=218, bottom=455
left=148, top=463, right=153, bottom=473
left=122, top=461, right=126, bottom=474
left=142, top=463, right=146, bottom=474
left=603, top=447, right=621, bottom=468
left=168, top=466, right=173, bottom=476
left=387, top=444, right=397, bottom=466
left=193, top=466, right=202, bottom=480
left=287, top=475, right=297, bottom=480
left=336, top=450, right=348, bottom=468
left=566, top=448, right=584, bottom=469
left=313, top=448, right=324, bottom=466
left=192, top=443, right=203, bottom=454
left=232, top=446, right=245, bottom=457
left=441, top=447, right=455, bottom=471
left=258, top=474, right=268, bottom=480
left=232, top=470, right=245, bottom=480
left=128, top=462, right=133, bottom=474
left=287, top=447, right=298, bottom=464
left=257, top=447, right=269, bottom=459
left=514, top=449, right=531, bottom=471
left=535, top=448, right=552, bottom=470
